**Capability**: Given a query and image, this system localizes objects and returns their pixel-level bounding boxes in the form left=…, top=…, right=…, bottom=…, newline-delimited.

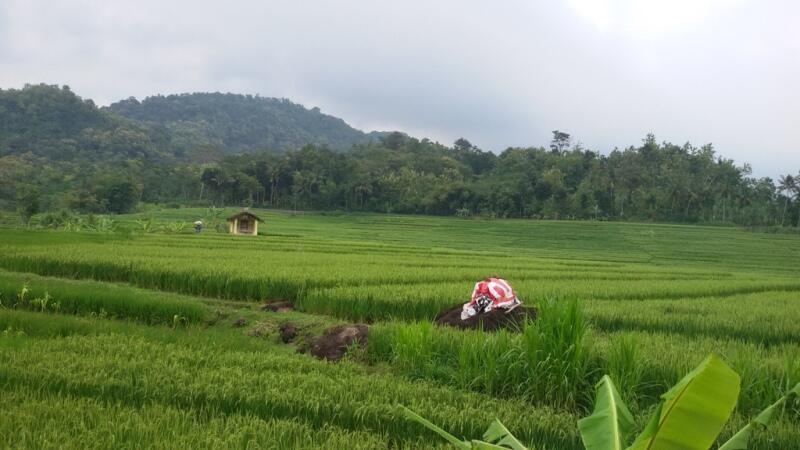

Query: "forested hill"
left=0, top=84, right=170, bottom=163
left=108, top=93, right=386, bottom=155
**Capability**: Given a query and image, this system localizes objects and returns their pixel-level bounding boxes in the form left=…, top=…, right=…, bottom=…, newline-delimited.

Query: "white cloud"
left=567, top=0, right=747, bottom=36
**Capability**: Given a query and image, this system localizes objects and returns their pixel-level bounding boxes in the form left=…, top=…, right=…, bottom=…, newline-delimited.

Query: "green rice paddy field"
left=1, top=209, right=799, bottom=449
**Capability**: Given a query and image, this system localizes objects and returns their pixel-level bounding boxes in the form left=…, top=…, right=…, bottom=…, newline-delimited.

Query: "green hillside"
left=108, top=92, right=386, bottom=155
left=0, top=84, right=168, bottom=163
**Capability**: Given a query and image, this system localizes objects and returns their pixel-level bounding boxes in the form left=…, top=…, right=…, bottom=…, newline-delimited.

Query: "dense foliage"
left=109, top=92, right=386, bottom=155
left=0, top=84, right=174, bottom=214
left=2, top=84, right=798, bottom=226
left=199, top=135, right=799, bottom=225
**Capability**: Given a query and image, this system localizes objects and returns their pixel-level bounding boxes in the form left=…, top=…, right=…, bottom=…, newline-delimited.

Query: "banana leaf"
left=578, top=375, right=636, bottom=450
left=400, top=405, right=530, bottom=450
left=480, top=419, right=528, bottom=450
left=398, top=404, right=472, bottom=450
left=718, top=382, right=800, bottom=450
left=628, top=354, right=740, bottom=450
left=472, top=442, right=520, bottom=450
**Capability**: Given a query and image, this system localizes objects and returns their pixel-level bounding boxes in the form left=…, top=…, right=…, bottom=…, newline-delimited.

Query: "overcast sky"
left=1, top=0, right=798, bottom=177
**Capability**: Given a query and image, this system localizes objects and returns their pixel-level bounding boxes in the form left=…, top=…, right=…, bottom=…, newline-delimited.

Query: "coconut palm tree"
left=795, top=171, right=800, bottom=227
left=777, top=174, right=796, bottom=226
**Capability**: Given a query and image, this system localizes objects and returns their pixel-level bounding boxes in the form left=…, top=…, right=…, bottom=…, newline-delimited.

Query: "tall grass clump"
left=728, top=347, right=800, bottom=414
left=518, top=298, right=594, bottom=409
left=369, top=298, right=596, bottom=411
left=600, top=334, right=647, bottom=409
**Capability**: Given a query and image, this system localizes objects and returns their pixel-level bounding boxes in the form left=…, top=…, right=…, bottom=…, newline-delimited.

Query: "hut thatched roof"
left=226, top=211, right=264, bottom=222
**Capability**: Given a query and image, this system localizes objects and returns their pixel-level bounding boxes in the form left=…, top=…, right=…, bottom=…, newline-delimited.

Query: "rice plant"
left=0, top=271, right=208, bottom=325
left=1, top=212, right=799, bottom=448
left=0, top=329, right=583, bottom=449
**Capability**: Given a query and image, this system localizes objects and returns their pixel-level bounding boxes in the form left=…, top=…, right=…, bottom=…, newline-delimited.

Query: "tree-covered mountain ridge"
left=0, top=84, right=389, bottom=164
left=108, top=92, right=389, bottom=155
left=0, top=84, right=166, bottom=163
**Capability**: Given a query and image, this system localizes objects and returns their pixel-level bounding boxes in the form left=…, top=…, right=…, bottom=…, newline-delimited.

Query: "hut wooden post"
left=226, top=211, right=264, bottom=236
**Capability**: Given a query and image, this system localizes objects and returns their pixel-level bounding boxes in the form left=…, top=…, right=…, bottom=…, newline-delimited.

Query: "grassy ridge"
left=0, top=309, right=292, bottom=354
left=2, top=306, right=796, bottom=449
left=9, top=208, right=800, bottom=274
left=2, top=212, right=800, bottom=448
left=593, top=330, right=800, bottom=414
left=3, top=220, right=799, bottom=324
left=0, top=312, right=582, bottom=450
left=0, top=271, right=208, bottom=324
left=113, top=209, right=800, bottom=272
left=1, top=388, right=396, bottom=450
left=585, top=292, right=800, bottom=345
left=300, top=277, right=800, bottom=322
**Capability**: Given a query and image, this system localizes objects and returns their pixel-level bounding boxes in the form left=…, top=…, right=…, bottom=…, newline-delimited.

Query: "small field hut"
left=227, top=210, right=263, bottom=236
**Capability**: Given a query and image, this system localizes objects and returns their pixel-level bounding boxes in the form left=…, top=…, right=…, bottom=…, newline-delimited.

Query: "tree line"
left=2, top=84, right=799, bottom=227
left=192, top=132, right=799, bottom=226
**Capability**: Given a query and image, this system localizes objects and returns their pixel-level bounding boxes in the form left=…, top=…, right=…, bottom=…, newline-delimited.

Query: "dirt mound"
left=435, top=304, right=536, bottom=332
left=310, top=325, right=368, bottom=361
left=261, top=301, right=294, bottom=313
left=279, top=323, right=298, bottom=343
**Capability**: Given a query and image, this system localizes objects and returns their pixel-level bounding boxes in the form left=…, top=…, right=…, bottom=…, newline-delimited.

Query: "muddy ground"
left=261, top=301, right=294, bottom=313
left=309, top=324, right=369, bottom=361
left=279, top=323, right=298, bottom=343
left=435, top=304, right=537, bottom=331
left=275, top=302, right=535, bottom=363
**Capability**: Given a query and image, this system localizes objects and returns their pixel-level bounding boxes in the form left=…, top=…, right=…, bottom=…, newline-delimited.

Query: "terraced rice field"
left=1, top=209, right=799, bottom=449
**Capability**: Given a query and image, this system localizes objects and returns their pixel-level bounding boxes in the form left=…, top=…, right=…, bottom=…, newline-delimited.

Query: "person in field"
left=461, top=276, right=522, bottom=320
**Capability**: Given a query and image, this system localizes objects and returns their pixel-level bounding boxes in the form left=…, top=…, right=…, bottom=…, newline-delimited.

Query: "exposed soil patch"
left=435, top=304, right=537, bottom=332
left=261, top=301, right=294, bottom=313
left=232, top=317, right=247, bottom=327
left=310, top=324, right=368, bottom=361
left=279, top=323, right=298, bottom=343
